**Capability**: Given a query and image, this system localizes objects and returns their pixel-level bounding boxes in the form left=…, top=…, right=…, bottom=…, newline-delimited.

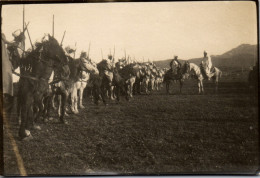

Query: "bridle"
left=16, top=43, right=68, bottom=83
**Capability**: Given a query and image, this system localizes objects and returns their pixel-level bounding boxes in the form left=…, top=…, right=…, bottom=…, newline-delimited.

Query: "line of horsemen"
left=3, top=30, right=222, bottom=140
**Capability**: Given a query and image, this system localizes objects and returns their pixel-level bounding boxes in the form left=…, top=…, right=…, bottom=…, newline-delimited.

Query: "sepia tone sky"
left=1, top=1, right=257, bottom=62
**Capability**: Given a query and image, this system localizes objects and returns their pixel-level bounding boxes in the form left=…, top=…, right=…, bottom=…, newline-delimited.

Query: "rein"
left=12, top=71, right=48, bottom=82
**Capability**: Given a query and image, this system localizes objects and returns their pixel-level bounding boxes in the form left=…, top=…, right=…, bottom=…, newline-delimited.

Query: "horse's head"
left=80, top=58, right=99, bottom=75
left=40, top=34, right=70, bottom=78
left=183, top=61, right=190, bottom=73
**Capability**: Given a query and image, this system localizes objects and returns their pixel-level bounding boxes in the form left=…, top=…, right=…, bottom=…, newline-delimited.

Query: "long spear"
left=112, top=45, right=115, bottom=64
left=124, top=49, right=126, bottom=60
left=60, top=30, right=66, bottom=46
left=74, top=42, right=77, bottom=59
left=52, top=15, right=55, bottom=37
left=22, top=5, right=25, bottom=57
left=87, top=42, right=91, bottom=59
left=101, top=48, right=104, bottom=60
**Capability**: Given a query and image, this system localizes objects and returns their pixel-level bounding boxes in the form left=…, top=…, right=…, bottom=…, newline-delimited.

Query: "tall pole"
left=74, top=42, right=77, bottom=59
left=22, top=5, right=25, bottom=56
left=87, top=42, right=91, bottom=59
left=113, top=45, right=115, bottom=64
left=52, top=15, right=54, bottom=37
left=101, top=48, right=103, bottom=60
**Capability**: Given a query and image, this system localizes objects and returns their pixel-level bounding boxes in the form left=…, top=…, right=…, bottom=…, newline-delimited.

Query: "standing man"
left=2, top=31, right=19, bottom=114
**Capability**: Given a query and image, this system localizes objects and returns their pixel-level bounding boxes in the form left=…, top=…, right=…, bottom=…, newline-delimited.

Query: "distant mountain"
left=154, top=44, right=257, bottom=69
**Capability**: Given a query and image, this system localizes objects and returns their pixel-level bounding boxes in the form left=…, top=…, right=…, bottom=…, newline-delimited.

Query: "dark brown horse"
left=248, top=63, right=258, bottom=95
left=163, top=60, right=190, bottom=94
left=97, top=60, right=115, bottom=100
left=92, top=60, right=129, bottom=104
left=17, top=34, right=69, bottom=140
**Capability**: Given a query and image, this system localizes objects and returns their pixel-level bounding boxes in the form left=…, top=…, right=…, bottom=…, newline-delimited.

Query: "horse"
left=50, top=56, right=99, bottom=117
left=248, top=65, right=258, bottom=95
left=17, top=34, right=70, bottom=140
left=163, top=60, right=190, bottom=94
left=112, top=68, right=130, bottom=102
left=118, top=63, right=141, bottom=98
left=142, top=65, right=152, bottom=94
left=187, top=62, right=222, bottom=94
left=153, top=69, right=164, bottom=91
left=97, top=60, right=115, bottom=100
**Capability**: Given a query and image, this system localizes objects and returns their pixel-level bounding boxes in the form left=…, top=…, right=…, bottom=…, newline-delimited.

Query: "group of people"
left=169, top=51, right=215, bottom=80
left=2, top=26, right=216, bottom=117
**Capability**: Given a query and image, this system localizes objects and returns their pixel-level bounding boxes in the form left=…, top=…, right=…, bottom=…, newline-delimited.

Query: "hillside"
left=154, top=44, right=257, bottom=69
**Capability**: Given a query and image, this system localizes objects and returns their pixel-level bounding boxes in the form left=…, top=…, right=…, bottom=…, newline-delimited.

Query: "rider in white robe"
left=201, top=51, right=214, bottom=79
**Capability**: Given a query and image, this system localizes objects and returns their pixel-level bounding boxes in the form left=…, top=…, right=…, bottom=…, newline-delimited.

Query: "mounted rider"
left=200, top=51, right=214, bottom=80
left=101, top=54, right=114, bottom=81
left=65, top=45, right=76, bottom=59
left=169, top=55, right=181, bottom=75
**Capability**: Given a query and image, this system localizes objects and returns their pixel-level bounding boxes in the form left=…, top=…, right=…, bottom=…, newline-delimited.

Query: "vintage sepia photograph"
left=1, top=1, right=259, bottom=176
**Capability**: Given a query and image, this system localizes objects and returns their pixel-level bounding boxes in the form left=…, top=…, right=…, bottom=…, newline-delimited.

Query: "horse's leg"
left=57, top=94, right=62, bottom=117
left=145, top=79, right=149, bottom=94
left=51, top=94, right=57, bottom=110
left=100, top=84, right=107, bottom=105
left=200, top=80, right=204, bottom=94
left=74, top=89, right=79, bottom=113
left=17, top=93, right=21, bottom=125
left=166, top=81, right=169, bottom=94
left=70, top=85, right=77, bottom=114
left=60, top=91, right=68, bottom=124
left=93, top=85, right=99, bottom=105
left=130, top=77, right=135, bottom=98
left=33, top=96, right=43, bottom=130
left=138, top=81, right=142, bottom=94
left=19, top=95, right=28, bottom=139
left=79, top=83, right=87, bottom=109
left=197, top=80, right=201, bottom=94
left=129, top=82, right=133, bottom=98
left=44, top=94, right=53, bottom=121
left=19, top=93, right=33, bottom=139
left=90, top=87, right=94, bottom=102
left=115, top=85, right=120, bottom=102
left=150, top=79, right=154, bottom=91
left=179, top=79, right=183, bottom=94
left=109, top=84, right=115, bottom=100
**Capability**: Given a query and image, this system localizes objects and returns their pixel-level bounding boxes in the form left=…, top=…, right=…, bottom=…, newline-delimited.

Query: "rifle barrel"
left=60, top=30, right=66, bottom=46
left=25, top=22, right=34, bottom=50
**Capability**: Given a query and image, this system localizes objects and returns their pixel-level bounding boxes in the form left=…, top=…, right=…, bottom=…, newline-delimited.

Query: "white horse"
left=51, top=57, right=99, bottom=115
left=70, top=58, right=99, bottom=114
left=188, top=62, right=222, bottom=94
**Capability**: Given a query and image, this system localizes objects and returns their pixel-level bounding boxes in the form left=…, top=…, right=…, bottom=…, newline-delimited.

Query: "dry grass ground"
left=3, top=74, right=259, bottom=175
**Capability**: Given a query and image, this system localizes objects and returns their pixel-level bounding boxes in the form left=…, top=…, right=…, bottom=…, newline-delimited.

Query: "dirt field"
left=3, top=75, right=259, bottom=175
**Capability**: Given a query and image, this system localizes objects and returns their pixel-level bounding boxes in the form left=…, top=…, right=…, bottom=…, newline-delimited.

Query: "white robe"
left=2, top=33, right=13, bottom=96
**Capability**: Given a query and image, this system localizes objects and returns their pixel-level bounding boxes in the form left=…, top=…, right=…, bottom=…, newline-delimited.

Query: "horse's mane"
left=97, top=60, right=111, bottom=71
left=170, top=59, right=182, bottom=67
left=20, top=34, right=64, bottom=74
